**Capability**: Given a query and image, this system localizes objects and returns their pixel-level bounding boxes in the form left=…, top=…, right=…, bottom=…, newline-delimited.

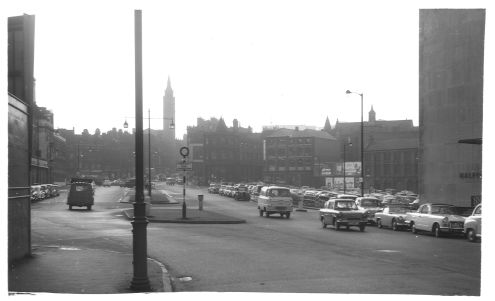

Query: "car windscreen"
left=268, top=189, right=291, bottom=197
left=431, top=205, right=455, bottom=215
left=335, top=201, right=358, bottom=210
left=71, top=184, right=91, bottom=192
left=388, top=206, right=411, bottom=213
left=360, top=199, right=380, bottom=207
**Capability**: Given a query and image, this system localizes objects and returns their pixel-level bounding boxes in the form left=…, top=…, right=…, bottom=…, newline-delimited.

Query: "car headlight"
left=441, top=217, right=449, bottom=227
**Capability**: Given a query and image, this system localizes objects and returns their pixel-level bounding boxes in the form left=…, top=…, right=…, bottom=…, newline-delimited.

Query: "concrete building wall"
left=419, top=9, right=484, bottom=206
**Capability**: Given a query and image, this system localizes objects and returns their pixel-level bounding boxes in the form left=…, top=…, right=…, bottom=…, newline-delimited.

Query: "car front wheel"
left=392, top=219, right=398, bottom=231
left=467, top=229, right=477, bottom=242
left=411, top=222, right=417, bottom=234
left=377, top=219, right=382, bottom=228
left=433, top=224, right=441, bottom=238
left=321, top=218, right=327, bottom=228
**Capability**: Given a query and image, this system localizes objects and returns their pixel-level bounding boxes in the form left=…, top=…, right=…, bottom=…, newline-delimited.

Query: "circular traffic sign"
left=179, top=146, right=190, bottom=157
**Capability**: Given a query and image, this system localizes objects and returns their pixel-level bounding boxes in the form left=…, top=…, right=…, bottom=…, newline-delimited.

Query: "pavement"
left=123, top=207, right=246, bottom=224
left=8, top=245, right=169, bottom=294
left=9, top=186, right=244, bottom=294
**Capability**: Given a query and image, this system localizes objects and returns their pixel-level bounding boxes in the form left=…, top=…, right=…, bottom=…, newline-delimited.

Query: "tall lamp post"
left=343, top=140, right=352, bottom=194
left=346, top=90, right=364, bottom=197
left=124, top=112, right=174, bottom=197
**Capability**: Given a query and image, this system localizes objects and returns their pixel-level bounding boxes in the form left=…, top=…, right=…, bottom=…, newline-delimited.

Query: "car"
left=319, top=198, right=367, bottom=231
left=257, top=186, right=293, bottom=218
left=355, top=197, right=383, bottom=224
left=336, top=194, right=359, bottom=201
left=464, top=204, right=481, bottom=242
left=208, top=183, right=220, bottom=194
left=234, top=185, right=251, bottom=201
left=165, top=177, right=176, bottom=185
left=124, top=178, right=136, bottom=188
left=375, top=205, right=412, bottom=231
left=46, top=184, right=60, bottom=197
left=67, top=178, right=95, bottom=210
left=30, top=185, right=44, bottom=201
left=102, top=180, right=112, bottom=187
left=406, top=203, right=466, bottom=237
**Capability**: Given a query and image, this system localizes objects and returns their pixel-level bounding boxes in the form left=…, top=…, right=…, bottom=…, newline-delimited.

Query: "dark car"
left=124, top=178, right=136, bottom=188
left=67, top=179, right=95, bottom=210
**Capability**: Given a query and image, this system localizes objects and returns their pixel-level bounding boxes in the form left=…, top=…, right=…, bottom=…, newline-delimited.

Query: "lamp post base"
left=130, top=276, right=151, bottom=291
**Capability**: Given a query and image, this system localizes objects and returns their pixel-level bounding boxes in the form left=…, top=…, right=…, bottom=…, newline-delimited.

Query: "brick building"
left=263, top=128, right=340, bottom=187
left=187, top=117, right=263, bottom=184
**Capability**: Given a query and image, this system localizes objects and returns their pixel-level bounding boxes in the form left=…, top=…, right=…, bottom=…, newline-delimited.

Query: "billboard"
left=325, top=177, right=358, bottom=190
left=321, top=162, right=361, bottom=177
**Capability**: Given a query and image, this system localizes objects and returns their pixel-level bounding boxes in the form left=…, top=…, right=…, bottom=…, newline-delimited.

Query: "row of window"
left=266, top=137, right=313, bottom=145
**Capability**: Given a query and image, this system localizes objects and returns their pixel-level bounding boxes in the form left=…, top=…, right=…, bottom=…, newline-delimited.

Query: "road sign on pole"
left=176, top=162, right=192, bottom=171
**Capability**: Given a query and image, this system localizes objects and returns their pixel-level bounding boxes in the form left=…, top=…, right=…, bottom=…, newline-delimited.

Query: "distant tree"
left=82, top=129, right=90, bottom=136
left=95, top=128, right=101, bottom=136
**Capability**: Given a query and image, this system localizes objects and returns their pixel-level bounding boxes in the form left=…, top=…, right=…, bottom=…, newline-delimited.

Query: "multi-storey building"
left=187, top=117, right=263, bottom=185
left=263, top=128, right=340, bottom=187
left=331, top=108, right=419, bottom=193
left=419, top=9, right=484, bottom=206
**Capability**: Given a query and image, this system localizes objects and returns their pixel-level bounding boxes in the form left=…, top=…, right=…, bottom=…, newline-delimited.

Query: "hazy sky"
left=3, top=0, right=492, bottom=138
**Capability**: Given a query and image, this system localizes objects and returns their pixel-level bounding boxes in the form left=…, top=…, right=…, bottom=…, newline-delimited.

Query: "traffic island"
left=122, top=208, right=246, bottom=224
left=119, top=189, right=179, bottom=204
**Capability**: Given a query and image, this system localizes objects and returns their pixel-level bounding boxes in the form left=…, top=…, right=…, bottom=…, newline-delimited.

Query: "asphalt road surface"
left=29, top=183, right=481, bottom=295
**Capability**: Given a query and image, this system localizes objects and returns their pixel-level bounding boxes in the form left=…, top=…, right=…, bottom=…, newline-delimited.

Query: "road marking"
left=59, top=247, right=81, bottom=251
left=179, top=276, right=192, bottom=282
left=375, top=249, right=400, bottom=253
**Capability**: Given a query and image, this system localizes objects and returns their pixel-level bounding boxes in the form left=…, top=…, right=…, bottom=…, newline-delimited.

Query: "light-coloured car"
left=375, top=205, right=412, bottom=231
left=257, top=186, right=293, bottom=218
left=103, top=180, right=112, bottom=187
left=464, top=204, right=481, bottom=242
left=406, top=203, right=465, bottom=237
left=319, top=198, right=367, bottom=231
left=355, top=197, right=383, bottom=224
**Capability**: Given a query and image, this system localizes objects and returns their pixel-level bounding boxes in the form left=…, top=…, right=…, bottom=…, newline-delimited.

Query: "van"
left=67, top=179, right=95, bottom=210
left=257, top=186, right=293, bottom=218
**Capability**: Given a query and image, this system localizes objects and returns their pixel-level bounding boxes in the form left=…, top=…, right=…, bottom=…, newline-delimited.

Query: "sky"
left=2, top=0, right=467, bottom=138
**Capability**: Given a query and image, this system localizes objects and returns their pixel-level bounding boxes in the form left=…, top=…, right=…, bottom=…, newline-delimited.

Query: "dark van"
left=67, top=178, right=95, bottom=210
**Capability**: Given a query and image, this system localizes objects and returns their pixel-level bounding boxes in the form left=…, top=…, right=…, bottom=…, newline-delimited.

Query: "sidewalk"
left=9, top=245, right=169, bottom=294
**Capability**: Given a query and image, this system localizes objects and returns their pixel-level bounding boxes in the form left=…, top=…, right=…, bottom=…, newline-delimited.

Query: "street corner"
left=123, top=208, right=246, bottom=224
left=8, top=245, right=145, bottom=294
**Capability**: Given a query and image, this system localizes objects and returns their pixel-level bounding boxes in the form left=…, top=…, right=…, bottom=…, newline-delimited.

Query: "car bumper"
left=266, top=206, right=293, bottom=213
left=439, top=227, right=464, bottom=233
left=336, top=219, right=367, bottom=226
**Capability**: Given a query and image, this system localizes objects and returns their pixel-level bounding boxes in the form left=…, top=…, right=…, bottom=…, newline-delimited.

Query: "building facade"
left=8, top=14, right=35, bottom=263
left=419, top=9, right=484, bottom=206
left=364, top=138, right=419, bottom=192
left=263, top=128, right=340, bottom=187
left=187, top=118, right=263, bottom=185
left=331, top=109, right=419, bottom=193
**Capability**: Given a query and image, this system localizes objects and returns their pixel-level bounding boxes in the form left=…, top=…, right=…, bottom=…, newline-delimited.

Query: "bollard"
left=296, top=197, right=307, bottom=212
left=198, top=194, right=204, bottom=211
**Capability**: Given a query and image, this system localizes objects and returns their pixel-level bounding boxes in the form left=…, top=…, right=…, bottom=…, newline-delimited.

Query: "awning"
left=458, top=138, right=482, bottom=145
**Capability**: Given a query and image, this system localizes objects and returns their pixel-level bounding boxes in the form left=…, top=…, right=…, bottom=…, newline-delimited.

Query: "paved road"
left=148, top=183, right=481, bottom=295
left=29, top=183, right=481, bottom=295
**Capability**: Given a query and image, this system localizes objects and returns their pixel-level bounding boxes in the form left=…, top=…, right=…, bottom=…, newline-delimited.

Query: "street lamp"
left=343, top=140, right=352, bottom=194
left=346, top=90, right=364, bottom=197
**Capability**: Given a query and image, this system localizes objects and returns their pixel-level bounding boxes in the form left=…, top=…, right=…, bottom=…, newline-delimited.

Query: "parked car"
left=319, top=198, right=367, bottom=231
left=406, top=203, right=465, bottom=237
left=208, top=183, right=220, bottom=193
left=250, top=184, right=265, bottom=202
left=165, top=177, right=176, bottom=185
left=464, top=204, right=481, bottom=242
left=102, top=180, right=112, bottom=187
left=257, top=186, right=293, bottom=218
left=124, top=178, right=136, bottom=188
left=375, top=205, right=412, bottom=231
left=46, top=184, right=60, bottom=197
left=234, top=185, right=251, bottom=201
left=30, top=185, right=44, bottom=202
left=355, top=197, right=383, bottom=224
